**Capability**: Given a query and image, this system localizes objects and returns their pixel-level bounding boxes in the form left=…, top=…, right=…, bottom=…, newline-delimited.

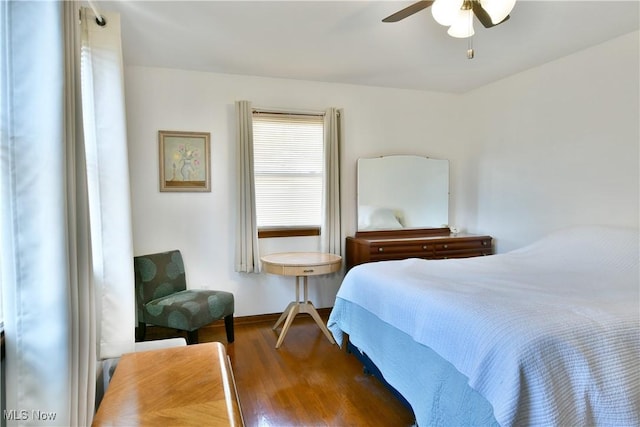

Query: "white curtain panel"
left=80, top=7, right=135, bottom=360
left=67, top=5, right=98, bottom=425
left=1, top=2, right=134, bottom=425
left=1, top=1, right=96, bottom=425
left=321, top=108, right=343, bottom=255
left=235, top=100, right=261, bottom=273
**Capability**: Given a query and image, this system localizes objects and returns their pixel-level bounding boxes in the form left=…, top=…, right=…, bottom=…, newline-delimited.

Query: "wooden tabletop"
left=92, top=342, right=243, bottom=426
left=261, top=252, right=342, bottom=277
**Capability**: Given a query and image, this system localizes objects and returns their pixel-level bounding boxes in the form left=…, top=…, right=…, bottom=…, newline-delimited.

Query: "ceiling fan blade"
left=382, top=1, right=435, bottom=23
left=472, top=2, right=510, bottom=28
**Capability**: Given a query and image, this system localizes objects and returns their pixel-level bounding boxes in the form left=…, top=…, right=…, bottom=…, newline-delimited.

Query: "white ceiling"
left=96, top=1, right=640, bottom=93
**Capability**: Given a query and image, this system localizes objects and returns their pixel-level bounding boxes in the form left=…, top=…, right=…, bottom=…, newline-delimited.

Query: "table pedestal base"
left=272, top=275, right=336, bottom=349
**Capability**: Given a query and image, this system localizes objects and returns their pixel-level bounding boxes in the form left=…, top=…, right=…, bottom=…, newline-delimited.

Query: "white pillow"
left=359, top=206, right=404, bottom=229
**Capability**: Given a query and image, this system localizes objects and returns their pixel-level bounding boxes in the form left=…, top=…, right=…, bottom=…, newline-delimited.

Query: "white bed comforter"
left=333, top=226, right=639, bottom=426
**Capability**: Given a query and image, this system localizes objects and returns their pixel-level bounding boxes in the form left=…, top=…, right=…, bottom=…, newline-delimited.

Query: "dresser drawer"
left=434, top=239, right=490, bottom=252
left=433, top=238, right=492, bottom=259
left=370, top=241, right=434, bottom=257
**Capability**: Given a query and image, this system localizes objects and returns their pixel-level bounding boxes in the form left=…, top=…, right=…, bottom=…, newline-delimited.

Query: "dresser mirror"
left=357, top=155, right=449, bottom=231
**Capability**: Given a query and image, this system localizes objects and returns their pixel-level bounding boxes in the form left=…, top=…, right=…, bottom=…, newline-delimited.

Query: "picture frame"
left=159, top=130, right=211, bottom=192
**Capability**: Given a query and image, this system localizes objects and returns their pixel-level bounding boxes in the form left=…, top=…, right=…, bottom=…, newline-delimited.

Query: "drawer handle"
left=303, top=269, right=315, bottom=273
left=422, top=245, right=427, bottom=250
left=378, top=248, right=384, bottom=252
left=443, top=244, right=448, bottom=249
left=482, top=241, right=487, bottom=246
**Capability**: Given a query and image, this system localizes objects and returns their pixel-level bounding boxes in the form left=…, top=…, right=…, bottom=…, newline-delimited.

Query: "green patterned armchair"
left=134, top=250, right=234, bottom=344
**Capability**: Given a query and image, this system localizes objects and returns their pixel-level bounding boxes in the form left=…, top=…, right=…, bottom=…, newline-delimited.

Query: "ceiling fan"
left=383, top=0, right=516, bottom=38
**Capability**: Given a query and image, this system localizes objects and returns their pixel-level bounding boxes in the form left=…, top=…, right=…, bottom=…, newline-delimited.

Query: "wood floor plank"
left=143, top=313, right=416, bottom=426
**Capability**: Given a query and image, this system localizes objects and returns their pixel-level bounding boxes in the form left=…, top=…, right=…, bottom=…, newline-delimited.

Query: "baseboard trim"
left=205, top=307, right=333, bottom=329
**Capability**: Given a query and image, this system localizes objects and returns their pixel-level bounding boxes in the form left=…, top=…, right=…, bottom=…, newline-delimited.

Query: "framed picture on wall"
left=159, top=130, right=211, bottom=192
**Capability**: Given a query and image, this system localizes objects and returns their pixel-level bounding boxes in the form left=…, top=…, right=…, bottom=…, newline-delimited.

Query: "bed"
left=328, top=225, right=639, bottom=426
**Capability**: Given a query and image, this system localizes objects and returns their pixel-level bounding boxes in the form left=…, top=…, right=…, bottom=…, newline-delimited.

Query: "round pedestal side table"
left=261, top=252, right=342, bottom=349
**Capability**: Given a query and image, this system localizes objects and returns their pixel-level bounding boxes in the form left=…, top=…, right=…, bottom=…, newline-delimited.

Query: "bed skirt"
left=329, top=298, right=499, bottom=427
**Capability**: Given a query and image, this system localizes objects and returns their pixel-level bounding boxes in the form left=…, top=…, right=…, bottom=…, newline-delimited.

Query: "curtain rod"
left=252, top=108, right=325, bottom=117
left=86, top=0, right=106, bottom=26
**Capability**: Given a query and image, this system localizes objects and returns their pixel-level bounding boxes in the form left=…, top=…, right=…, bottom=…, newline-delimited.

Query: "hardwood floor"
left=144, top=312, right=415, bottom=426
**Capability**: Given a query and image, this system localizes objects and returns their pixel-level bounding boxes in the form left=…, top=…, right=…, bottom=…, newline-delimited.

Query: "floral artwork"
left=159, top=131, right=211, bottom=192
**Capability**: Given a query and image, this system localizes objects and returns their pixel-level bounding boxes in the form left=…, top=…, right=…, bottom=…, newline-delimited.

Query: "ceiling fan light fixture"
left=432, top=0, right=464, bottom=26
left=481, top=0, right=516, bottom=24
left=447, top=8, right=475, bottom=38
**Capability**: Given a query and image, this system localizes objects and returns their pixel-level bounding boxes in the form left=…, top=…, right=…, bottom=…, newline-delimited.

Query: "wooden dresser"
left=93, top=342, right=244, bottom=426
left=346, top=228, right=493, bottom=270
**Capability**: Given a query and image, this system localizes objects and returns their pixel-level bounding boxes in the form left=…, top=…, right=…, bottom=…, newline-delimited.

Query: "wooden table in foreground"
left=261, top=252, right=342, bottom=349
left=92, top=342, right=244, bottom=426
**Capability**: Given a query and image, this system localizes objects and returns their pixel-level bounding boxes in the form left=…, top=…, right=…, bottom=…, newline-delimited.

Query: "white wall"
left=124, top=69, right=461, bottom=316
left=465, top=31, right=639, bottom=251
left=124, top=30, right=638, bottom=316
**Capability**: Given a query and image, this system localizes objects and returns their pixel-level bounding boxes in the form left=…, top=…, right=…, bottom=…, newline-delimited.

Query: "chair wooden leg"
left=187, top=330, right=199, bottom=345
left=136, top=322, right=146, bottom=342
left=224, top=314, right=235, bottom=343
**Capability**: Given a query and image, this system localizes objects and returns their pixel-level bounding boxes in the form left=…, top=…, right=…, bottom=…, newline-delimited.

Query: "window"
left=252, top=112, right=324, bottom=237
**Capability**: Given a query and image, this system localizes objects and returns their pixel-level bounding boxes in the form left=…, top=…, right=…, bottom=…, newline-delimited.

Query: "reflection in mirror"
left=357, top=155, right=449, bottom=231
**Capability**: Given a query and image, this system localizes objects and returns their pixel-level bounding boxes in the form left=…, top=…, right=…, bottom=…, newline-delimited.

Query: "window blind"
left=252, top=113, right=323, bottom=228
